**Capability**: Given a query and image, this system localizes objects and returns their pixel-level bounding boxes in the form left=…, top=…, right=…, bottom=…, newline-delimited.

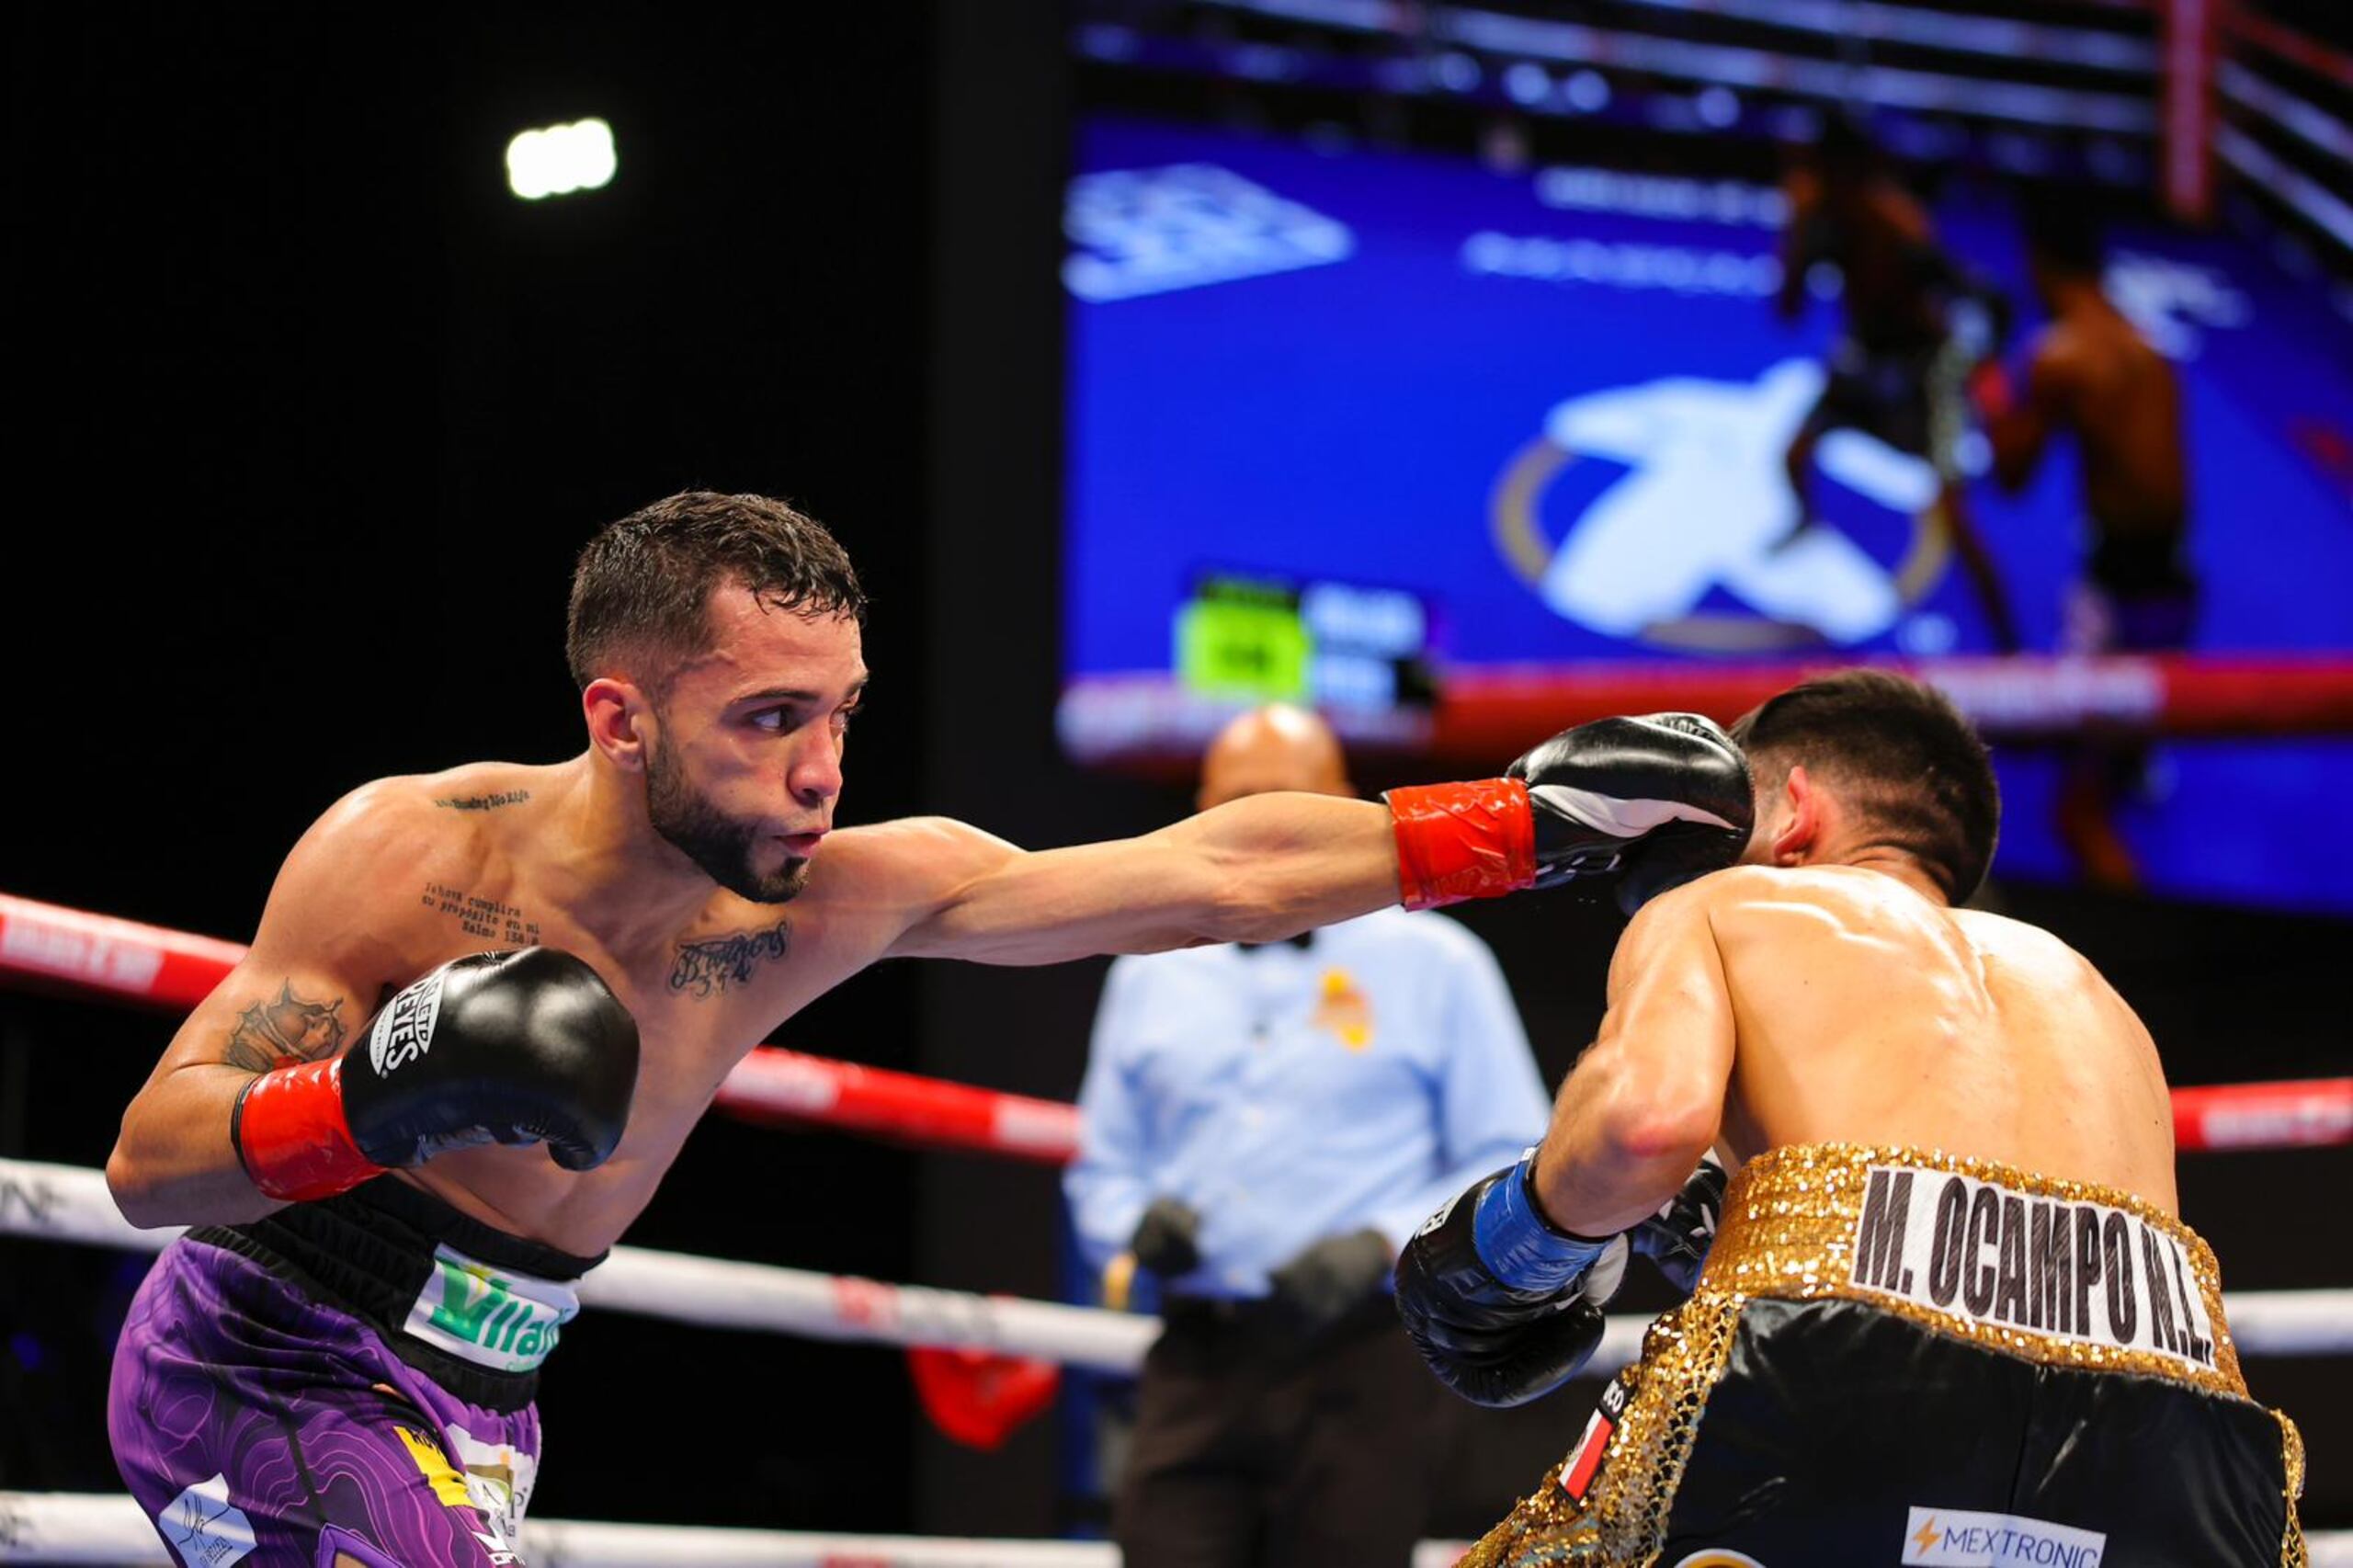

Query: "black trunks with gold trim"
left=1466, top=1144, right=2307, bottom=1568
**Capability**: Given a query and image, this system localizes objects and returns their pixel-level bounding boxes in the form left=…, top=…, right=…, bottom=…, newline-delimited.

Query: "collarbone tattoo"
left=432, top=790, right=531, bottom=812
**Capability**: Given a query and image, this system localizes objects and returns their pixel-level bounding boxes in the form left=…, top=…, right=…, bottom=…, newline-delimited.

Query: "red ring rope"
left=3, top=892, right=2344, bottom=1160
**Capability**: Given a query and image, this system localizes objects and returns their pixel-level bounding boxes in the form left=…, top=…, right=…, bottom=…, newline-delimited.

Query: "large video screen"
left=1061, top=114, right=2353, bottom=912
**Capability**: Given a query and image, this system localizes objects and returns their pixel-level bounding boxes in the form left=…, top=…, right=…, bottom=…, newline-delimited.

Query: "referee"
left=1066, top=705, right=1552, bottom=1567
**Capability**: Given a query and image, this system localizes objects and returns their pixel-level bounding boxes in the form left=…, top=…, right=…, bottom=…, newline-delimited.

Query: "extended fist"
left=1506, top=712, right=1753, bottom=913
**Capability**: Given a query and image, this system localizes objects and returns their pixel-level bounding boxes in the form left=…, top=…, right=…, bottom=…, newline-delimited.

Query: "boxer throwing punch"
left=1397, top=670, right=2305, bottom=1566
left=104, top=490, right=1752, bottom=1568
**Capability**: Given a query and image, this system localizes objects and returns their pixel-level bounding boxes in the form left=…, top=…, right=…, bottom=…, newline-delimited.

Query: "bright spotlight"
left=506, top=118, right=618, bottom=201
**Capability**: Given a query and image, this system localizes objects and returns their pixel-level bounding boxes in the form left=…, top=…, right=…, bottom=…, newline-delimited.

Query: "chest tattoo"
left=421, top=882, right=542, bottom=949
left=669, top=921, right=790, bottom=999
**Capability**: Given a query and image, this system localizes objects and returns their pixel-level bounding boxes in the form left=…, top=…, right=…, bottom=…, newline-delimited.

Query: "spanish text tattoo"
left=223, top=983, right=348, bottom=1073
left=433, top=790, right=531, bottom=812
left=670, top=921, right=790, bottom=999
left=422, top=881, right=542, bottom=947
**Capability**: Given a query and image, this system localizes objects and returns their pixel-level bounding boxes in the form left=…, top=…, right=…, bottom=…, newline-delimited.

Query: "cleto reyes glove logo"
left=369, top=971, right=448, bottom=1076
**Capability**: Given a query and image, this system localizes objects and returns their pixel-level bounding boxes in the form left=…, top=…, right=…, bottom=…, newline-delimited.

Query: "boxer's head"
left=1196, top=704, right=1353, bottom=811
left=1729, top=670, right=1998, bottom=903
left=570, top=491, right=869, bottom=903
left=1813, top=111, right=1879, bottom=198
left=2022, top=195, right=2104, bottom=312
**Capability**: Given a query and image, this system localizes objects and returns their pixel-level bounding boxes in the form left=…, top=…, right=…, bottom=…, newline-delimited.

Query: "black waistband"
left=193, top=1176, right=604, bottom=1412
left=2086, top=529, right=2191, bottom=593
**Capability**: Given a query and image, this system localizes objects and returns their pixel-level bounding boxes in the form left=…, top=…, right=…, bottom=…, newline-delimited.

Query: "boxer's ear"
left=583, top=676, right=653, bottom=772
left=1769, top=765, right=1824, bottom=865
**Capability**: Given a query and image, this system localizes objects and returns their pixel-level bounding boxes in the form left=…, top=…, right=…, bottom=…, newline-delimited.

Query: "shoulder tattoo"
left=222, top=983, right=348, bottom=1073
left=670, top=921, right=791, bottom=1000
left=432, top=790, right=531, bottom=811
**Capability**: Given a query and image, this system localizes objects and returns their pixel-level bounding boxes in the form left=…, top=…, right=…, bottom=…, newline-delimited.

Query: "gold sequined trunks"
left=1461, top=1143, right=2307, bottom=1568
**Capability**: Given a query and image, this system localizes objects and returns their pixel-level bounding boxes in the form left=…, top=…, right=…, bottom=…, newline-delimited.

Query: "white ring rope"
left=1, top=1493, right=2347, bottom=1567
left=6, top=1158, right=2352, bottom=1369
left=6, top=1159, right=2347, bottom=1562
left=0, top=1160, right=1154, bottom=1377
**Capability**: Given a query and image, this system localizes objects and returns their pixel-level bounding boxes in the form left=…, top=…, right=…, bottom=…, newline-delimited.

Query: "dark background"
left=4, top=0, right=2347, bottom=1547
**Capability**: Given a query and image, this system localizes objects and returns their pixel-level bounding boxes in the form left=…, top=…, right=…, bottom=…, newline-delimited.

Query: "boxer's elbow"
left=1597, top=1103, right=1717, bottom=1168
left=107, top=1096, right=233, bottom=1231
left=106, top=1139, right=171, bottom=1230
left=1591, top=1072, right=1720, bottom=1170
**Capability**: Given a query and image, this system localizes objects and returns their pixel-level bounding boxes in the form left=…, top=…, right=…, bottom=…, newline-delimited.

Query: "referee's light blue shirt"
left=1064, top=907, right=1552, bottom=1301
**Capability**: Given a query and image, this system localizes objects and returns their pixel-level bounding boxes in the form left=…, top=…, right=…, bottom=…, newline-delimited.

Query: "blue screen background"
left=1065, top=114, right=2353, bottom=912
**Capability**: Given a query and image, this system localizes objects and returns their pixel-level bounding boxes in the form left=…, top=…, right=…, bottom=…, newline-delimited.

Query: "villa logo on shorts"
left=1902, top=1506, right=2105, bottom=1566
left=156, top=1473, right=256, bottom=1568
left=404, top=1245, right=581, bottom=1373
left=369, top=971, right=446, bottom=1076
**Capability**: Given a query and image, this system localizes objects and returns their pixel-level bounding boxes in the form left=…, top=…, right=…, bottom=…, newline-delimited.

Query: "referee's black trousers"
left=1116, top=1294, right=1461, bottom=1568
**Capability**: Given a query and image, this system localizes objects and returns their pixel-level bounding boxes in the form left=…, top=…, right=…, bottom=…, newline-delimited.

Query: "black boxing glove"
left=1385, top=714, right=1750, bottom=912
left=1393, top=1155, right=1629, bottom=1408
left=1508, top=713, right=1753, bottom=914
left=1129, top=1196, right=1204, bottom=1279
left=1629, top=1153, right=1728, bottom=1298
left=232, top=949, right=641, bottom=1202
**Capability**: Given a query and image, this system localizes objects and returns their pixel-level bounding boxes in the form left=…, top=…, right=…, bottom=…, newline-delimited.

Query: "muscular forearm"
left=108, top=1066, right=288, bottom=1229
left=1162, top=792, right=1403, bottom=944
left=1529, top=1062, right=1718, bottom=1238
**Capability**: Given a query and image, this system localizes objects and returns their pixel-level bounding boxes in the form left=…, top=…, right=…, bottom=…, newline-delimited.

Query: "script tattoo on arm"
left=670, top=921, right=791, bottom=1000
left=221, top=983, right=349, bottom=1073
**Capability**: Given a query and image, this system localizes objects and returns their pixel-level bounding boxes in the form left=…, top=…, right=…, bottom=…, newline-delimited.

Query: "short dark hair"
left=1815, top=110, right=1879, bottom=178
left=566, top=491, right=867, bottom=693
left=2021, top=193, right=2103, bottom=278
left=1730, top=669, right=1999, bottom=902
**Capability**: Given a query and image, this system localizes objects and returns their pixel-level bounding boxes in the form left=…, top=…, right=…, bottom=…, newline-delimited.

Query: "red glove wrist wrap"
left=232, top=1058, right=386, bottom=1203
left=1388, top=778, right=1538, bottom=910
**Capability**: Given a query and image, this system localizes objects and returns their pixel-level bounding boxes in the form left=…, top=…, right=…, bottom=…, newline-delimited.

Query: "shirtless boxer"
left=102, top=490, right=1753, bottom=1567
left=1974, top=200, right=2193, bottom=889
left=1396, top=669, right=2304, bottom=1565
left=1778, top=116, right=2021, bottom=653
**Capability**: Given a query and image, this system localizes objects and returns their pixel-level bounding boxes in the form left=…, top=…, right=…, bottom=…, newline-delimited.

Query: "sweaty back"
left=1708, top=866, right=2178, bottom=1213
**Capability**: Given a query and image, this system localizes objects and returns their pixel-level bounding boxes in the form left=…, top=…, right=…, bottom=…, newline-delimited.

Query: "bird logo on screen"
left=1491, top=358, right=1949, bottom=652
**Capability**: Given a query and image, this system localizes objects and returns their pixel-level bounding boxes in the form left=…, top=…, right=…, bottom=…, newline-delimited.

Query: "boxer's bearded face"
left=646, top=732, right=812, bottom=903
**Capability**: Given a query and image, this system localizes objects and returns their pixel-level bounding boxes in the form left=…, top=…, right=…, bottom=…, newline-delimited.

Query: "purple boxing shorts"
left=108, top=1177, right=597, bottom=1567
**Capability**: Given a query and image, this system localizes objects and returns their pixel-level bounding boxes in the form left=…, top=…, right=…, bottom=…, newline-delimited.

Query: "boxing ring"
left=2, top=892, right=2347, bottom=1565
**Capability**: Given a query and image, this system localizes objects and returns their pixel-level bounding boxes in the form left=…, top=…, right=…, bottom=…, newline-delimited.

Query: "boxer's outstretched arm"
left=106, top=788, right=413, bottom=1228
left=1528, top=875, right=1737, bottom=1237
left=858, top=792, right=1402, bottom=967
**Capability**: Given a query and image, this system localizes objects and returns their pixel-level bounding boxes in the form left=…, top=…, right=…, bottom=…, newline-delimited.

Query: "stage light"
left=1564, top=70, right=1609, bottom=113
left=506, top=118, right=618, bottom=200
left=1433, top=52, right=1480, bottom=93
